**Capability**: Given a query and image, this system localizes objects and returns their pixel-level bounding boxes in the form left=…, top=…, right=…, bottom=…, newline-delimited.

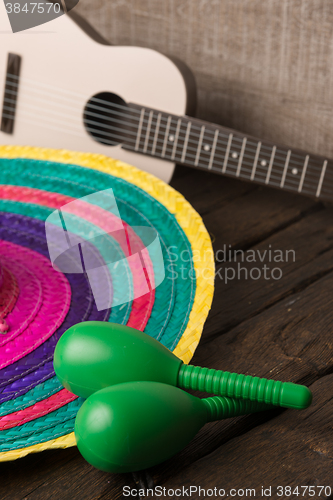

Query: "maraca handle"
left=178, top=365, right=312, bottom=410
left=203, top=396, right=275, bottom=422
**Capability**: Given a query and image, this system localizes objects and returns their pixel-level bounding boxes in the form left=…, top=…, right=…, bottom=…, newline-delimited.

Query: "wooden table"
left=2, top=165, right=333, bottom=499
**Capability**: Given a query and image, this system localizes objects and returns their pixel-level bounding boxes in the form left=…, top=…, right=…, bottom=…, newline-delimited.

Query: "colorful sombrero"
left=0, top=145, right=214, bottom=461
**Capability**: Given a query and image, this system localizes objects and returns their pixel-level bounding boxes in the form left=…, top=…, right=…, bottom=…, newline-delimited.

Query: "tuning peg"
left=75, top=381, right=274, bottom=473
left=54, top=321, right=312, bottom=410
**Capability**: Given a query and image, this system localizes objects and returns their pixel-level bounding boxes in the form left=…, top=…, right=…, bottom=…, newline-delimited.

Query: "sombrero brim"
left=0, top=146, right=215, bottom=461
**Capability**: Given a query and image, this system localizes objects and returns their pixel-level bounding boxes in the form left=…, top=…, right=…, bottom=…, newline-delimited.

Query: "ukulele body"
left=0, top=5, right=196, bottom=183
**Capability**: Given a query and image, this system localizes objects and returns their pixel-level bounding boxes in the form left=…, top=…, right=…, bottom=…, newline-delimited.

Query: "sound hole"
left=84, top=92, right=129, bottom=146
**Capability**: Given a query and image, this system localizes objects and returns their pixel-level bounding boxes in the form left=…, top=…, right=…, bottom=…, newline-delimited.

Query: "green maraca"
left=54, top=321, right=312, bottom=410
left=75, top=381, right=274, bottom=473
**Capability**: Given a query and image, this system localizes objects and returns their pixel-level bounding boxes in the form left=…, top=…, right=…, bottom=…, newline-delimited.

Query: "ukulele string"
left=2, top=73, right=325, bottom=167
left=0, top=108, right=324, bottom=195
left=3, top=90, right=329, bottom=186
left=1, top=73, right=318, bottom=161
left=2, top=74, right=333, bottom=186
left=2, top=88, right=331, bottom=187
left=3, top=73, right=329, bottom=172
left=1, top=105, right=331, bottom=195
left=1, top=93, right=324, bottom=185
left=2, top=101, right=331, bottom=193
left=3, top=74, right=321, bottom=169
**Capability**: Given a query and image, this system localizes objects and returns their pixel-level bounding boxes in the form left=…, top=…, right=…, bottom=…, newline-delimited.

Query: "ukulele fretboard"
left=122, top=104, right=333, bottom=202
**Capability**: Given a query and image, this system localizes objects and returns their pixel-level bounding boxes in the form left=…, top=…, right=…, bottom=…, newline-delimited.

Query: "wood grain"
left=164, top=374, right=333, bottom=498
left=3, top=167, right=333, bottom=499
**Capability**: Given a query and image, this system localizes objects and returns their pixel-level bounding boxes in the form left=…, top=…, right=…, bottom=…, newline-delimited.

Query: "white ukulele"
left=1, top=2, right=333, bottom=200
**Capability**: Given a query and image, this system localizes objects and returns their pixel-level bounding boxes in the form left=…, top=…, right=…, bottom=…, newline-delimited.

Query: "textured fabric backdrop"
left=75, top=0, right=333, bottom=160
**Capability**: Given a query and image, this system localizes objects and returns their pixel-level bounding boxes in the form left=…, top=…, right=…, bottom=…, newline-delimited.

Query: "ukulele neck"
left=123, top=103, right=332, bottom=202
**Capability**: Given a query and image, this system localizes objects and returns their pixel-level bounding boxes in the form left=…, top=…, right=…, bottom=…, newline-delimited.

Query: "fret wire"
left=206, top=133, right=325, bottom=173
left=298, top=155, right=309, bottom=193
left=222, top=134, right=233, bottom=173
left=170, top=129, right=315, bottom=189
left=265, top=146, right=276, bottom=184
left=189, top=126, right=312, bottom=162
left=16, top=85, right=328, bottom=183
left=127, top=117, right=333, bottom=192
left=151, top=131, right=333, bottom=189
left=208, top=130, right=219, bottom=170
left=87, top=93, right=328, bottom=163
left=135, top=121, right=317, bottom=180
left=162, top=126, right=326, bottom=174
left=127, top=108, right=315, bottom=164
left=7, top=110, right=333, bottom=195
left=164, top=116, right=181, bottom=160
left=211, top=162, right=315, bottom=191
left=280, top=150, right=291, bottom=188
left=0, top=151, right=312, bottom=196
left=161, top=116, right=171, bottom=158
left=209, top=144, right=324, bottom=176
left=171, top=119, right=182, bottom=161
left=236, top=138, right=247, bottom=177
left=197, top=132, right=312, bottom=168
left=195, top=126, right=205, bottom=166
left=251, top=142, right=261, bottom=180
left=72, top=100, right=333, bottom=192
left=170, top=121, right=314, bottom=167
left=220, top=163, right=333, bottom=197
left=127, top=105, right=309, bottom=162
left=1, top=77, right=330, bottom=169
left=175, top=136, right=311, bottom=173
left=151, top=112, right=161, bottom=156
left=134, top=108, right=145, bottom=151
left=8, top=94, right=333, bottom=192
left=212, top=163, right=328, bottom=194
left=2, top=82, right=279, bottom=161
left=181, top=121, right=192, bottom=163
left=9, top=112, right=311, bottom=188
left=223, top=157, right=322, bottom=181
left=195, top=125, right=315, bottom=163
left=11, top=78, right=321, bottom=173
left=161, top=141, right=310, bottom=181
left=143, top=110, right=153, bottom=154
left=316, top=160, right=328, bottom=197
left=80, top=100, right=330, bottom=174
left=205, top=136, right=325, bottom=178
left=129, top=112, right=323, bottom=172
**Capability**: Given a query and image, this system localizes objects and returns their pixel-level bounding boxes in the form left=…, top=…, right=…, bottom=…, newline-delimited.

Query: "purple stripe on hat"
left=0, top=212, right=111, bottom=402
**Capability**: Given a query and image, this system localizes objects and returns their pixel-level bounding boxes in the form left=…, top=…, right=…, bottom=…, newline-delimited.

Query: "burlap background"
left=75, top=0, right=333, bottom=159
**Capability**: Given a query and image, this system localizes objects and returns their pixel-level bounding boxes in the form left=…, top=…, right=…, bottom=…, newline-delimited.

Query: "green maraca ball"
left=54, top=321, right=313, bottom=411
left=54, top=321, right=182, bottom=399
left=75, top=381, right=207, bottom=473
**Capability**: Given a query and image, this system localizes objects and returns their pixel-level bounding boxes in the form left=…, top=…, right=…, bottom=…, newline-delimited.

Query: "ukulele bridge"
left=1, top=53, right=21, bottom=135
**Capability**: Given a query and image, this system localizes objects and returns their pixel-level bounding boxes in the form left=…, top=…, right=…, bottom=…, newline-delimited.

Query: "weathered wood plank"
left=3, top=1, right=333, bottom=496
left=149, top=267, right=333, bottom=483
left=171, top=166, right=257, bottom=215
left=202, top=185, right=316, bottom=251
left=163, top=375, right=333, bottom=498
left=0, top=447, right=131, bottom=500
left=203, top=205, right=333, bottom=340
left=1, top=174, right=329, bottom=500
